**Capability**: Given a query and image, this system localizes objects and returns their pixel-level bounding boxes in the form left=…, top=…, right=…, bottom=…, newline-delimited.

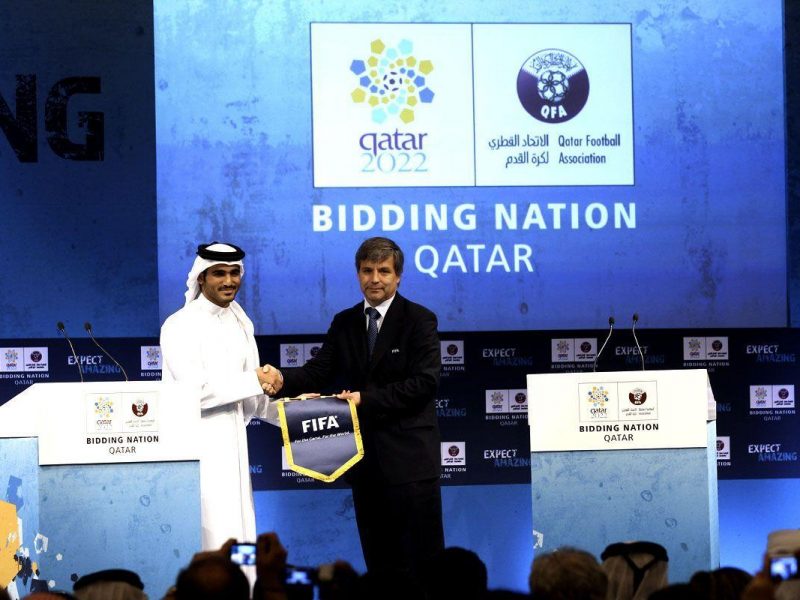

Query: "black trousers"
left=351, top=476, right=445, bottom=587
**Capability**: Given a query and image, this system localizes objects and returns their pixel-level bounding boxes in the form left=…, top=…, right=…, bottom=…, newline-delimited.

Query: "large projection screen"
left=155, top=1, right=786, bottom=334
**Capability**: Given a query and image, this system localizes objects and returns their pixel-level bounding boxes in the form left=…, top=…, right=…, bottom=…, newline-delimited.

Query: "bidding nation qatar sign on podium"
left=527, top=367, right=719, bottom=583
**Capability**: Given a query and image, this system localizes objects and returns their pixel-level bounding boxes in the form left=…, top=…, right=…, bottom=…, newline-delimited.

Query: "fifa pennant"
left=277, top=396, right=364, bottom=482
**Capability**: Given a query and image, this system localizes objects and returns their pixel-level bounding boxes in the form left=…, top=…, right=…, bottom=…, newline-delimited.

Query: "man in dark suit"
left=269, top=237, right=444, bottom=588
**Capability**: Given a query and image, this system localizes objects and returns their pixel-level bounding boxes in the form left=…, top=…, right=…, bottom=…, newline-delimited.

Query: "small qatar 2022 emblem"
left=516, top=49, right=589, bottom=124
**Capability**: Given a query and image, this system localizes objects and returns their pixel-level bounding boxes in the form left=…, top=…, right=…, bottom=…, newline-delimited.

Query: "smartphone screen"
left=285, top=566, right=318, bottom=600
left=230, top=543, right=257, bottom=566
left=770, top=555, right=798, bottom=580
left=285, top=566, right=315, bottom=585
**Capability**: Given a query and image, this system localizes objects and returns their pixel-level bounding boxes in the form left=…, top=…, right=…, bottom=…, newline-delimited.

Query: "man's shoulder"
left=326, top=295, right=437, bottom=325
left=162, top=304, right=190, bottom=327
left=392, top=294, right=437, bottom=321
left=330, top=302, right=363, bottom=325
left=161, top=301, right=206, bottom=332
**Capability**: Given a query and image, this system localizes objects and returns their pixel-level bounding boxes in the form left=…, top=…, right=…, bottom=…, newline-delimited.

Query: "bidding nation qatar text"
left=312, top=201, right=636, bottom=278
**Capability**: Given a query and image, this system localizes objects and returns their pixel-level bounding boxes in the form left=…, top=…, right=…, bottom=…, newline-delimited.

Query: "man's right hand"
left=257, top=364, right=284, bottom=396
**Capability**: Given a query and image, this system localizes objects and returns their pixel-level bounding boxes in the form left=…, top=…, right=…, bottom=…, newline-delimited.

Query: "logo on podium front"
left=619, top=382, right=658, bottom=420
left=86, top=394, right=117, bottom=432
left=577, top=383, right=619, bottom=421
left=123, top=392, right=159, bottom=432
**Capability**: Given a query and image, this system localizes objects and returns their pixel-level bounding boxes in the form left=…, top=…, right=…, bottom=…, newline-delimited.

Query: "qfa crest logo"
left=131, top=399, right=148, bottom=417
left=517, top=49, right=589, bottom=123
left=440, top=340, right=465, bottom=365
left=350, top=38, right=435, bottom=124
left=628, top=388, right=647, bottom=406
left=441, top=441, right=466, bottom=466
left=586, top=385, right=609, bottom=417
left=716, top=436, right=731, bottom=461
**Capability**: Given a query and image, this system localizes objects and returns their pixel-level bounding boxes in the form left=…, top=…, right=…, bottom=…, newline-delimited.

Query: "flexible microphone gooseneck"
left=84, top=322, right=129, bottom=381
left=593, top=316, right=615, bottom=373
left=632, top=313, right=646, bottom=371
left=57, top=321, right=84, bottom=382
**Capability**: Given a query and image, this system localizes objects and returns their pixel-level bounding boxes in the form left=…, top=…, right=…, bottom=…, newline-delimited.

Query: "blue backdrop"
left=0, top=0, right=157, bottom=339
left=155, top=1, right=786, bottom=333
left=1, top=0, right=797, bottom=595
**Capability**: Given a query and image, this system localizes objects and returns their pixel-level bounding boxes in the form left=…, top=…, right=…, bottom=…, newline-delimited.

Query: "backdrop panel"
left=0, top=0, right=158, bottom=339
left=155, top=1, right=786, bottom=333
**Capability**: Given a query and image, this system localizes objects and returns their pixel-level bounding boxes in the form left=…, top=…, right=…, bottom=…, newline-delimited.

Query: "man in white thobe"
left=160, top=242, right=279, bottom=551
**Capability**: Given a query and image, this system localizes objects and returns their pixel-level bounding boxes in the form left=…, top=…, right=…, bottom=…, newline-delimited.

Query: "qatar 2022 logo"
left=517, top=49, right=589, bottom=124
left=350, top=39, right=435, bottom=124
left=586, top=385, right=609, bottom=418
left=92, top=395, right=115, bottom=430
left=3, top=349, right=19, bottom=369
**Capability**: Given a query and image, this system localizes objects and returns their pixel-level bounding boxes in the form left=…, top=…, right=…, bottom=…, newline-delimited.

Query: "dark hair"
left=354, top=237, right=404, bottom=276
left=73, top=568, right=144, bottom=591
left=688, top=567, right=752, bottom=600
left=422, top=546, right=488, bottom=599
left=174, top=556, right=249, bottom=600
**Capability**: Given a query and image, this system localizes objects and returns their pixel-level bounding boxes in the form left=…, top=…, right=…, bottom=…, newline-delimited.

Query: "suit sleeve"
left=360, top=307, right=440, bottom=418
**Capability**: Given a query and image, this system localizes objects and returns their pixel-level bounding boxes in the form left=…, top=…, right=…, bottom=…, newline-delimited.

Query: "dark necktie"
left=365, top=307, right=380, bottom=356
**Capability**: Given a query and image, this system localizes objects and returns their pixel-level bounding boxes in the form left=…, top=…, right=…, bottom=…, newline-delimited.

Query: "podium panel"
left=0, top=383, right=201, bottom=597
left=528, top=369, right=719, bottom=583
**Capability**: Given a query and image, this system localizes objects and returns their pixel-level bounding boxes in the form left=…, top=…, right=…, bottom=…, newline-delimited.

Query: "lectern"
left=0, top=382, right=201, bottom=597
left=527, top=369, right=718, bottom=583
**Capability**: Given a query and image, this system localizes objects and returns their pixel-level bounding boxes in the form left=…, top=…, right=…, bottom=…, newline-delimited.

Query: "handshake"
left=255, top=364, right=362, bottom=406
left=257, top=364, right=284, bottom=396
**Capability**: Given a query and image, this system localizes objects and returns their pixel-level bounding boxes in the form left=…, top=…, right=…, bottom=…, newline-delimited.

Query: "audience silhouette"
left=4, top=529, right=800, bottom=600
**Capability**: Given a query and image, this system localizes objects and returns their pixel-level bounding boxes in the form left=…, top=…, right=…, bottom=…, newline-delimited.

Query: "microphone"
left=84, top=322, right=129, bottom=382
left=593, top=316, right=615, bottom=372
left=632, top=313, right=645, bottom=371
left=57, top=321, right=84, bottom=383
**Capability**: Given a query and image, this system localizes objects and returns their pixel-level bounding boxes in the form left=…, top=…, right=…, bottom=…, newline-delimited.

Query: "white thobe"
left=160, top=294, right=277, bottom=550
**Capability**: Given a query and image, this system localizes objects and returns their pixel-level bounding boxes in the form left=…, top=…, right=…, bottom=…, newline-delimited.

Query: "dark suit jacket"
left=281, top=293, right=441, bottom=485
